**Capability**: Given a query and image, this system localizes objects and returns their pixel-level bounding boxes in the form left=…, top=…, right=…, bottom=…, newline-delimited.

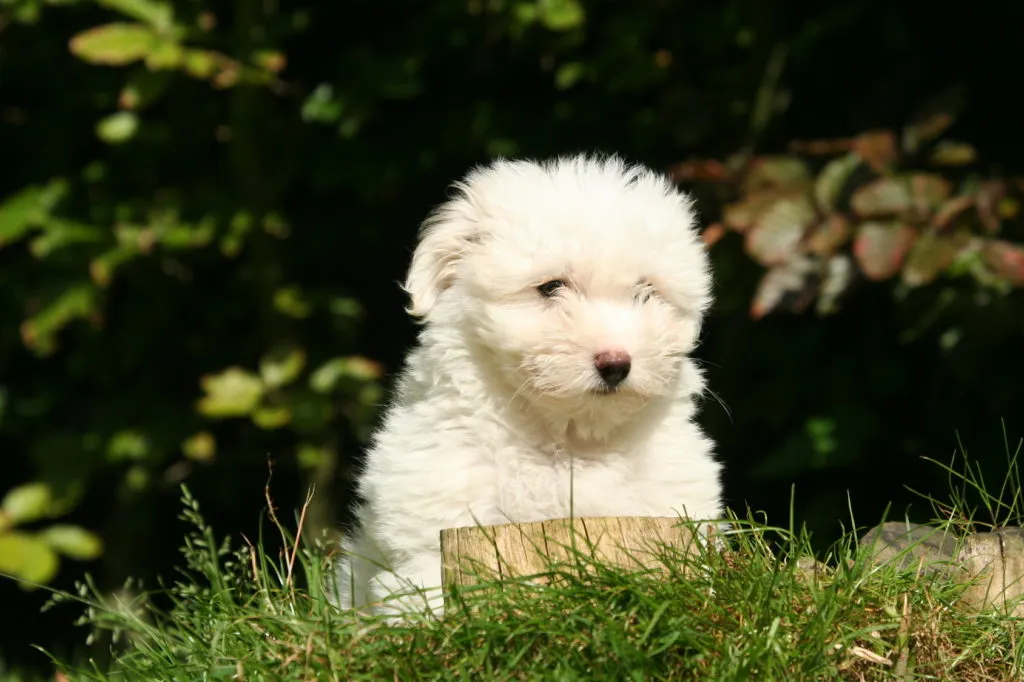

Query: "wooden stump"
left=958, top=529, right=1024, bottom=616
left=440, top=516, right=701, bottom=612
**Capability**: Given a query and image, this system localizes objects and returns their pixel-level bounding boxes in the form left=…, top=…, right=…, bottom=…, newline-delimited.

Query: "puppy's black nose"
left=594, top=350, right=631, bottom=389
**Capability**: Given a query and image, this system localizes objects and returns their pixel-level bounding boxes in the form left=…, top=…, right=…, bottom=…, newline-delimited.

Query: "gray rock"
left=858, top=521, right=959, bottom=576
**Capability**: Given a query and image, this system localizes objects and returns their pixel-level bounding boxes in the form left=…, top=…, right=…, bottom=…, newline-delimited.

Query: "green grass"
left=33, top=444, right=1024, bottom=681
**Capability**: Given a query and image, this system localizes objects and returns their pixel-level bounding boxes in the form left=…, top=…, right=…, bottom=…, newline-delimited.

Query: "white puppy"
left=335, top=154, right=723, bottom=619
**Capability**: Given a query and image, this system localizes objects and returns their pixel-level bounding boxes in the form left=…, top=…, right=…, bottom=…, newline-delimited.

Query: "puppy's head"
left=405, top=155, right=711, bottom=429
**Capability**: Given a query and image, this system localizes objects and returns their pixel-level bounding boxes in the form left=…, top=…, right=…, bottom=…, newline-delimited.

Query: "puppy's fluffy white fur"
left=335, top=154, right=723, bottom=619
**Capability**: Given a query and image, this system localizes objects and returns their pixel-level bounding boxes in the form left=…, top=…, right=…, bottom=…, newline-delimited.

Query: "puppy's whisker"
left=705, top=388, right=732, bottom=422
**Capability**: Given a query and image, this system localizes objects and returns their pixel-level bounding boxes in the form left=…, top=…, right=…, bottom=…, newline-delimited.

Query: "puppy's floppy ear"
left=403, top=184, right=481, bottom=318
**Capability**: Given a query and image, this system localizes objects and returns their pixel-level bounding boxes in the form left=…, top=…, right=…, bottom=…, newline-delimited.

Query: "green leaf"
left=196, top=367, right=264, bottom=418
left=273, top=286, right=313, bottom=319
left=251, top=405, right=292, bottom=430
left=90, top=245, right=140, bottom=287
left=97, top=0, right=174, bottom=33
left=182, top=432, right=216, bottom=462
left=302, top=84, right=343, bottom=124
left=259, top=346, right=306, bottom=390
left=69, top=22, right=158, bottom=66
left=929, top=140, right=977, bottom=166
left=20, top=284, right=99, bottom=356
left=106, top=429, right=150, bottom=462
left=554, top=62, right=585, bottom=90
left=1, top=483, right=53, bottom=526
left=296, top=443, right=330, bottom=470
left=902, top=232, right=967, bottom=287
left=118, top=70, right=171, bottom=110
left=143, top=39, right=183, bottom=70
left=328, top=296, right=363, bottom=319
left=9, top=0, right=42, bottom=24
left=513, top=1, right=539, bottom=26
left=29, top=219, right=103, bottom=258
left=805, top=417, right=838, bottom=464
left=180, top=48, right=219, bottom=79
left=0, top=532, right=60, bottom=585
left=153, top=218, right=215, bottom=250
left=0, top=181, right=69, bottom=249
left=743, top=156, right=812, bottom=194
left=814, top=153, right=861, bottom=214
left=96, top=111, right=140, bottom=144
left=38, top=524, right=103, bottom=560
left=309, top=356, right=383, bottom=393
left=537, top=0, right=584, bottom=31
left=220, top=211, right=252, bottom=257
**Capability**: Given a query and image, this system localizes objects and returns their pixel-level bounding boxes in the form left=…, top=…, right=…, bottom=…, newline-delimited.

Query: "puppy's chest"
left=493, top=447, right=649, bottom=522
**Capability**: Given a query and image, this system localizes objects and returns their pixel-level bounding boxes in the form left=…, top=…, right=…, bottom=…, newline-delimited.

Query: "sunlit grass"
left=30, top=438, right=1024, bottom=681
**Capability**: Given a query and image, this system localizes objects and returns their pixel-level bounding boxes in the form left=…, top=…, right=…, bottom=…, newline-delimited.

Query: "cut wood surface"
left=958, top=528, right=1024, bottom=616
left=440, top=516, right=701, bottom=596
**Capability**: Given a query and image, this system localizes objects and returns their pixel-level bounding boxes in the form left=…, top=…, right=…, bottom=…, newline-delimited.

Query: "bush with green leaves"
left=0, top=482, right=102, bottom=585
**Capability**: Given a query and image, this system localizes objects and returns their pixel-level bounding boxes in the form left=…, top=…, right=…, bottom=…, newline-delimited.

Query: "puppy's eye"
left=537, top=279, right=567, bottom=298
left=634, top=283, right=656, bottom=304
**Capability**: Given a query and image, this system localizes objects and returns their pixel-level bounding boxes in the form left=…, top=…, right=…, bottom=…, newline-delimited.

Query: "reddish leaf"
left=788, top=137, right=853, bottom=156
left=750, top=255, right=822, bottom=320
left=909, top=173, right=953, bottom=215
left=722, top=189, right=784, bottom=233
left=902, top=231, right=969, bottom=287
left=853, top=221, right=916, bottom=280
left=741, top=156, right=812, bottom=194
left=932, top=195, right=975, bottom=231
left=744, top=196, right=816, bottom=266
left=852, top=130, right=898, bottom=172
left=851, top=178, right=912, bottom=218
left=805, top=214, right=852, bottom=256
left=668, top=159, right=732, bottom=184
left=814, top=153, right=861, bottom=213
left=982, top=240, right=1024, bottom=285
left=975, top=180, right=1007, bottom=234
left=816, top=254, right=855, bottom=316
left=901, top=112, right=955, bottom=154
left=851, top=174, right=950, bottom=219
left=701, top=223, right=726, bottom=248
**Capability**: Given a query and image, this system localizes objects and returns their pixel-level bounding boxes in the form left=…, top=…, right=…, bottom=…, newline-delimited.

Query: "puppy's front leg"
left=369, top=551, right=445, bottom=621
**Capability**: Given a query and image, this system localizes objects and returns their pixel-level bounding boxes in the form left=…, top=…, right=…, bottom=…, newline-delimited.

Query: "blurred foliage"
left=672, top=110, right=1024, bottom=319
left=1, top=0, right=1023, bottom=672
left=0, top=481, right=102, bottom=585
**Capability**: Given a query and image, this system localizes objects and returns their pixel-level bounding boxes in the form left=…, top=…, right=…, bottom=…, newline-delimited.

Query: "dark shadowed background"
left=1, top=0, right=1022, bottom=673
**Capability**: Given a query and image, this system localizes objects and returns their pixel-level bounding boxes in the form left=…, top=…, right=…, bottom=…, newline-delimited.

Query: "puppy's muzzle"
left=594, top=350, right=631, bottom=390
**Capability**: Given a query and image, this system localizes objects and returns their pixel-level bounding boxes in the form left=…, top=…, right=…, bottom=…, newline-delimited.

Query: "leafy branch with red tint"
left=671, top=113, right=1024, bottom=320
